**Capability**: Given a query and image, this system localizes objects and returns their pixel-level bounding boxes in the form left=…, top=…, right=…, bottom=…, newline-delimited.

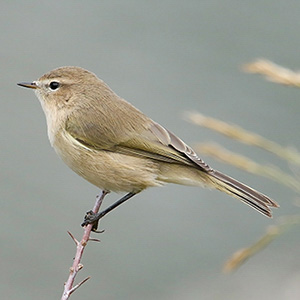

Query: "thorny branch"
left=61, top=190, right=109, bottom=300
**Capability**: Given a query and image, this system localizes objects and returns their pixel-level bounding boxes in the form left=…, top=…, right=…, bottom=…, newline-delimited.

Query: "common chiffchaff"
left=18, top=66, right=278, bottom=224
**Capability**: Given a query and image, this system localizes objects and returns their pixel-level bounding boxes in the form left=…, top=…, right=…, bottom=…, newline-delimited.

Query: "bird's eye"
left=49, top=81, right=60, bottom=90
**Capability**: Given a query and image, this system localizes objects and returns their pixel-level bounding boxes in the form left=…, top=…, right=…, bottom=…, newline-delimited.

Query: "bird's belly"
left=53, top=131, right=163, bottom=193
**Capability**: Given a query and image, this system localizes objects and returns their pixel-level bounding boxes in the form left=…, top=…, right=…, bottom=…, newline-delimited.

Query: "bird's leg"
left=81, top=192, right=137, bottom=231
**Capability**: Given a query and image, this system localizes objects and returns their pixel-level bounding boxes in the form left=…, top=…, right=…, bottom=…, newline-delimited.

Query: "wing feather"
left=66, top=110, right=210, bottom=170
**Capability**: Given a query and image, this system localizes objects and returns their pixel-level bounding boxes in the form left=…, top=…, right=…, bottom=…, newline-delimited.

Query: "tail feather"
left=209, top=170, right=279, bottom=218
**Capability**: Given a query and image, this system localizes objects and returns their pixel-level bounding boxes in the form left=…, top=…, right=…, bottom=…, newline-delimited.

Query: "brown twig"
left=61, top=190, right=109, bottom=300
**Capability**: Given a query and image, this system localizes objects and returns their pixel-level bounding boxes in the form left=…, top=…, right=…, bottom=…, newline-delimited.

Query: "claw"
left=81, top=211, right=101, bottom=232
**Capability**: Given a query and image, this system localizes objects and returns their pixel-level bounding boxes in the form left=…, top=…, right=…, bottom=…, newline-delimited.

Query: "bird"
left=18, top=66, right=279, bottom=227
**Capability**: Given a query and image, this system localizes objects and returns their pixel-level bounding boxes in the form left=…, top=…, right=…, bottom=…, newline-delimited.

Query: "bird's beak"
left=17, top=82, right=38, bottom=89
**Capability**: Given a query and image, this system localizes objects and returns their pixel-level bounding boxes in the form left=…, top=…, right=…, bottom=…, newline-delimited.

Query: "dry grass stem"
left=223, top=225, right=281, bottom=273
left=243, top=59, right=300, bottom=87
left=187, top=59, right=300, bottom=273
left=187, top=112, right=300, bottom=165
left=223, top=215, right=300, bottom=273
left=196, top=142, right=300, bottom=193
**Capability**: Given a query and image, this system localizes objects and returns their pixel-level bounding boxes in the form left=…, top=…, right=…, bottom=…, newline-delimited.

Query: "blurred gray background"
left=1, top=1, right=300, bottom=299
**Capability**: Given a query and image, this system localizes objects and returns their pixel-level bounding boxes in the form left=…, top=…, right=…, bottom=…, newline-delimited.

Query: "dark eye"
left=49, top=81, right=60, bottom=90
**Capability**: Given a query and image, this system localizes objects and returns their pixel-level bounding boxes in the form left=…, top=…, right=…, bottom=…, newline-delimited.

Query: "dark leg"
left=81, top=192, right=137, bottom=230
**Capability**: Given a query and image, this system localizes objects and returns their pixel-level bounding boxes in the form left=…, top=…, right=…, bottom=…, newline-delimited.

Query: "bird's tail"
left=208, top=170, right=279, bottom=217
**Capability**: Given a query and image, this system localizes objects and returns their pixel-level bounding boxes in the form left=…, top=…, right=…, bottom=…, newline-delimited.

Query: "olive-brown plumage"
left=18, top=66, right=279, bottom=218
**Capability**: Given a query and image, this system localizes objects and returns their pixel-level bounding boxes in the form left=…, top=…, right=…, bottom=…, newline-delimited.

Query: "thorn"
left=67, top=231, right=79, bottom=246
left=69, top=276, right=91, bottom=295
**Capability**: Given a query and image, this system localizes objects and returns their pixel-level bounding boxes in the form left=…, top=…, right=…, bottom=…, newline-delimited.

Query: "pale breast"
left=52, top=129, right=163, bottom=193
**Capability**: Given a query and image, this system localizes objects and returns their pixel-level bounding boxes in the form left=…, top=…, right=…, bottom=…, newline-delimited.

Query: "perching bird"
left=18, top=66, right=279, bottom=226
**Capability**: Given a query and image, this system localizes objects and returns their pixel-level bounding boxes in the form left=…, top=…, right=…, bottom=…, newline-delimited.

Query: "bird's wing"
left=139, top=121, right=212, bottom=171
left=66, top=110, right=211, bottom=171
